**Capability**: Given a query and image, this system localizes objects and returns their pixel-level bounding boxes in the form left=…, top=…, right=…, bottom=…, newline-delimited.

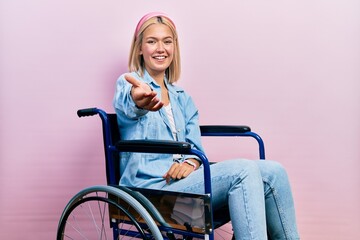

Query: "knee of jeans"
left=262, top=160, right=289, bottom=186
left=230, top=159, right=262, bottom=179
left=271, top=161, right=287, bottom=176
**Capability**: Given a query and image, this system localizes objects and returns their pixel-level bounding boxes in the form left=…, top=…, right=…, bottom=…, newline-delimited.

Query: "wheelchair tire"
left=57, top=185, right=163, bottom=240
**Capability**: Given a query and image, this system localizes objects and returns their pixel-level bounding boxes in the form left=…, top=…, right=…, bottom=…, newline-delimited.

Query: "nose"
left=156, top=42, right=165, bottom=52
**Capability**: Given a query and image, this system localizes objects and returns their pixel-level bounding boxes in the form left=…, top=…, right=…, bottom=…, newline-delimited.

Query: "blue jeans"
left=160, top=159, right=300, bottom=240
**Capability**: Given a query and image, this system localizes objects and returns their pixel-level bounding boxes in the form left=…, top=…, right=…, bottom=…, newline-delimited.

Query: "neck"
left=154, top=75, right=165, bottom=87
left=153, top=77, right=167, bottom=90
left=146, top=69, right=166, bottom=86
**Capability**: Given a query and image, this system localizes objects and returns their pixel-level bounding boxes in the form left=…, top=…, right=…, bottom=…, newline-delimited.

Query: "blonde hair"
left=128, top=14, right=181, bottom=84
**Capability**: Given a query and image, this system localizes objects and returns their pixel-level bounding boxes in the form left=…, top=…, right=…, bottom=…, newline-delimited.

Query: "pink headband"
left=134, top=12, right=176, bottom=38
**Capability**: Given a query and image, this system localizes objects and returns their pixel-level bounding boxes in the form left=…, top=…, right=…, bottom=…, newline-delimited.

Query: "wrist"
left=184, top=159, right=197, bottom=170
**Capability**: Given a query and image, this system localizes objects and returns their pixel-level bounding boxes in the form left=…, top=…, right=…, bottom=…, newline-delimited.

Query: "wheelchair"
left=57, top=108, right=265, bottom=240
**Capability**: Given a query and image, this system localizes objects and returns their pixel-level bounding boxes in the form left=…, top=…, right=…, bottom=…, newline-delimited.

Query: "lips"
left=153, top=56, right=166, bottom=60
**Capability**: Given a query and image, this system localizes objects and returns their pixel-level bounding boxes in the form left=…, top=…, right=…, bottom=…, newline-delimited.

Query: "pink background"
left=1, top=0, right=359, bottom=239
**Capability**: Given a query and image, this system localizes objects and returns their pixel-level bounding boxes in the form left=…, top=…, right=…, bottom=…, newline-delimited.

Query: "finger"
left=132, top=84, right=156, bottom=103
left=143, top=90, right=157, bottom=98
left=176, top=168, right=187, bottom=180
left=149, top=101, right=164, bottom=111
left=167, top=163, right=178, bottom=176
left=176, top=165, right=191, bottom=179
left=124, top=74, right=141, bottom=87
left=146, top=97, right=164, bottom=111
left=163, top=172, right=171, bottom=184
left=137, top=95, right=155, bottom=107
left=137, top=95, right=160, bottom=109
left=171, top=165, right=183, bottom=180
left=163, top=163, right=178, bottom=184
left=171, top=163, right=183, bottom=177
left=182, top=167, right=192, bottom=178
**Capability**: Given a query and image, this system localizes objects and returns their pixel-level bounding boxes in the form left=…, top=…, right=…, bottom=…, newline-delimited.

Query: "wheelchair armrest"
left=115, top=139, right=192, bottom=154
left=200, top=125, right=265, bottom=159
left=200, top=125, right=251, bottom=136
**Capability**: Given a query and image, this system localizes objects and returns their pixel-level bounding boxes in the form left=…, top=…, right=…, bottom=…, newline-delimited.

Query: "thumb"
left=124, top=74, right=141, bottom=88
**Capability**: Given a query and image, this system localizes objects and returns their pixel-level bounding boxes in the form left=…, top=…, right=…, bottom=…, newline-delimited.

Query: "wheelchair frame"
left=57, top=107, right=265, bottom=240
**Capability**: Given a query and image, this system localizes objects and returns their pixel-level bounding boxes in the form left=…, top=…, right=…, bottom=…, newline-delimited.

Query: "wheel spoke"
left=57, top=187, right=162, bottom=240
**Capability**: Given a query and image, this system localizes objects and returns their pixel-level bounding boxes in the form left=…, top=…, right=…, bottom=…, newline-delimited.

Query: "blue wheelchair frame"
left=71, top=107, right=265, bottom=240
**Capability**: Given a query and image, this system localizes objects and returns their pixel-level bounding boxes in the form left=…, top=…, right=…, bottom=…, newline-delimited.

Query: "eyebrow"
left=145, top=35, right=173, bottom=40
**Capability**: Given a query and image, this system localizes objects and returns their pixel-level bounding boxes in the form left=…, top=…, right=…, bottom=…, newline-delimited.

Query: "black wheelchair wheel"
left=57, top=185, right=163, bottom=240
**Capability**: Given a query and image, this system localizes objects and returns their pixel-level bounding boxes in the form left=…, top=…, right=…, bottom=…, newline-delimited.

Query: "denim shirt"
left=113, top=70, right=204, bottom=189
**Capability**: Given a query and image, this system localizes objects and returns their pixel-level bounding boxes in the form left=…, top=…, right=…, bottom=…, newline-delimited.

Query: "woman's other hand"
left=163, top=159, right=199, bottom=184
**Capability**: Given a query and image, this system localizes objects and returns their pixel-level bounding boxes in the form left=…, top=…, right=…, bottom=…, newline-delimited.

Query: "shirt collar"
left=142, top=70, right=177, bottom=95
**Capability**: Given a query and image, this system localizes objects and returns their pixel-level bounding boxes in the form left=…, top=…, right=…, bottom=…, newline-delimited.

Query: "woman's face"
left=140, top=23, right=174, bottom=79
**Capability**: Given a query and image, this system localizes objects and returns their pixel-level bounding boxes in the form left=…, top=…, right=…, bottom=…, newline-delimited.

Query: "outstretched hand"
left=125, top=75, right=164, bottom=111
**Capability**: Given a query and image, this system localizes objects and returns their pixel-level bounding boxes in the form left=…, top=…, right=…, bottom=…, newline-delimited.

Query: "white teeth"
left=154, top=56, right=165, bottom=60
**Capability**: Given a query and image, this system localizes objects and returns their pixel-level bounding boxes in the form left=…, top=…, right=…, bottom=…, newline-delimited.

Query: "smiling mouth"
left=153, top=56, right=166, bottom=60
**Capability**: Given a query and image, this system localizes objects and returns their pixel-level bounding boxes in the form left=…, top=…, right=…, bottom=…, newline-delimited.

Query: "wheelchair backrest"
left=103, top=113, right=121, bottom=185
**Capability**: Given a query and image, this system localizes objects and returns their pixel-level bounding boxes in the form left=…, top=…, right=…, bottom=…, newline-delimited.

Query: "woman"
left=113, top=12, right=300, bottom=239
